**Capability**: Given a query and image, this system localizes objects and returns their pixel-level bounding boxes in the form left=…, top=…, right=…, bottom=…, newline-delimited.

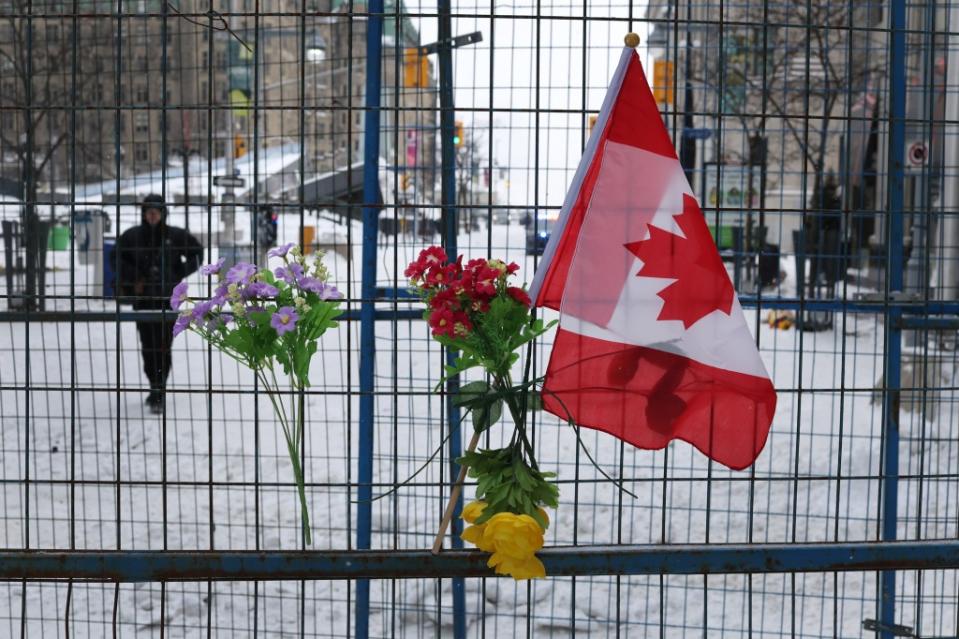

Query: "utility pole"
left=940, top=0, right=959, bottom=334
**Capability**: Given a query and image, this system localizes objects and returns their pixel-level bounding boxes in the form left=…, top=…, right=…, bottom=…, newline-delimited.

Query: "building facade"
left=0, top=0, right=436, bottom=200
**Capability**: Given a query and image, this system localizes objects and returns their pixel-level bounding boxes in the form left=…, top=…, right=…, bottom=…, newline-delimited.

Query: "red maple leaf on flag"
left=624, top=194, right=735, bottom=329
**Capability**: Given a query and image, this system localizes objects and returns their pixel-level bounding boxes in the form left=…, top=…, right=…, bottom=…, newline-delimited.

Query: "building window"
left=136, top=85, right=148, bottom=103
left=202, top=51, right=209, bottom=67
left=134, top=112, right=150, bottom=133
left=135, top=146, right=149, bottom=162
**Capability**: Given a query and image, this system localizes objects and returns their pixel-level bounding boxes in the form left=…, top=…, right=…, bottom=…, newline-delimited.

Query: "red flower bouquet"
left=407, top=246, right=558, bottom=579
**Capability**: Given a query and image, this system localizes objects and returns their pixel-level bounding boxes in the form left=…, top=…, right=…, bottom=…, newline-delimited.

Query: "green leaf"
left=474, top=398, right=502, bottom=432
left=454, top=380, right=489, bottom=406
left=453, top=381, right=502, bottom=432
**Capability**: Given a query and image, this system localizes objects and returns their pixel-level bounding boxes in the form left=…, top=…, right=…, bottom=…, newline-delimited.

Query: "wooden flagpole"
left=431, top=431, right=481, bottom=554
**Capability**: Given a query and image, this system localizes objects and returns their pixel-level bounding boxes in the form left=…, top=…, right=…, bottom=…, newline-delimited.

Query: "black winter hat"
left=141, top=193, right=166, bottom=212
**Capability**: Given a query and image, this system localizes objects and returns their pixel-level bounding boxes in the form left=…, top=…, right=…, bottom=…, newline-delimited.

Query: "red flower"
left=452, top=311, right=473, bottom=336
left=429, top=306, right=457, bottom=337
left=424, top=263, right=458, bottom=288
left=472, top=265, right=500, bottom=297
left=430, top=287, right=460, bottom=311
left=505, top=261, right=520, bottom=275
left=468, top=296, right=490, bottom=313
left=404, top=261, right=425, bottom=280
left=507, top=286, right=531, bottom=307
left=454, top=266, right=475, bottom=295
left=465, top=258, right=487, bottom=272
left=420, top=245, right=448, bottom=267
left=405, top=246, right=449, bottom=281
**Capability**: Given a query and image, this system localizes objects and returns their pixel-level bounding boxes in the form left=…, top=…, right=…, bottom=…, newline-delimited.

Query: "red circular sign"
left=909, top=142, right=928, bottom=165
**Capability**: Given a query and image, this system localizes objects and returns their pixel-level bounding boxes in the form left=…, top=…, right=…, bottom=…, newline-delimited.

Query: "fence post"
left=436, top=0, right=467, bottom=636
left=880, top=1, right=906, bottom=637
left=357, top=0, right=384, bottom=636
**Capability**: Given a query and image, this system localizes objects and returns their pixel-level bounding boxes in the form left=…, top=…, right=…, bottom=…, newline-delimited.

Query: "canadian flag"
left=529, top=47, right=776, bottom=470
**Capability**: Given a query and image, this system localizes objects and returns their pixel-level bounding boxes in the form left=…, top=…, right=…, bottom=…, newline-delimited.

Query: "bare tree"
left=694, top=1, right=882, bottom=207
left=0, top=1, right=101, bottom=308
left=686, top=0, right=882, bottom=308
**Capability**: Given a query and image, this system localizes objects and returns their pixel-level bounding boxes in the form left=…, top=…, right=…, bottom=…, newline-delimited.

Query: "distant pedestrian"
left=115, top=194, right=202, bottom=413
left=255, top=204, right=278, bottom=266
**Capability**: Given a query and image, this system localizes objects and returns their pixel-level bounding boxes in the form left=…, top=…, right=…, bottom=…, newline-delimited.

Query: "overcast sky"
left=412, top=1, right=651, bottom=209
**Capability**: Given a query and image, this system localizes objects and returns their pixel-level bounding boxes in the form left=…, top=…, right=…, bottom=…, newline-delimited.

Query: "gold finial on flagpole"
left=624, top=32, right=641, bottom=48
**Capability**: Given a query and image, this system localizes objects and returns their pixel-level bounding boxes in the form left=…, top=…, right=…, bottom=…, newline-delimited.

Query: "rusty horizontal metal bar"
left=1, top=541, right=958, bottom=582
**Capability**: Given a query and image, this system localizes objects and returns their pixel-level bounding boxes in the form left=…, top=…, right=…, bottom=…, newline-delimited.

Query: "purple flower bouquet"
left=172, top=244, right=342, bottom=544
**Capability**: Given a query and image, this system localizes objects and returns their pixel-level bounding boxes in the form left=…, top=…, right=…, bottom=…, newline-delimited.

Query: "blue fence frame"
left=3, top=1, right=956, bottom=637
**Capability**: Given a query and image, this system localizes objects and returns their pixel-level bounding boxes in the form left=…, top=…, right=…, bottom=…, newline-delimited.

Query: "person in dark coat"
left=115, top=194, right=202, bottom=412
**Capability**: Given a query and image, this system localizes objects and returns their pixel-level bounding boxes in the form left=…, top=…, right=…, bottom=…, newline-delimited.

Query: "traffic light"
left=228, top=41, right=254, bottom=116
left=234, top=133, right=247, bottom=159
left=403, top=48, right=430, bottom=88
left=400, top=173, right=410, bottom=190
left=588, top=114, right=598, bottom=135
left=453, top=120, right=464, bottom=147
left=652, top=59, right=675, bottom=105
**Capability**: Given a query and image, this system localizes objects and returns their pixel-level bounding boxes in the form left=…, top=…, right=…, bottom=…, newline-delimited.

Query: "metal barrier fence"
left=1, top=0, right=958, bottom=637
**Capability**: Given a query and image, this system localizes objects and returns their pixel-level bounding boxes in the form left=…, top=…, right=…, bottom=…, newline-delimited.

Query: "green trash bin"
left=48, top=225, right=70, bottom=251
left=708, top=224, right=736, bottom=250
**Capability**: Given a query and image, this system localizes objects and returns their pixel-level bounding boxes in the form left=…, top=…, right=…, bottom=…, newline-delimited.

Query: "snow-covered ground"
left=1, top=217, right=958, bottom=637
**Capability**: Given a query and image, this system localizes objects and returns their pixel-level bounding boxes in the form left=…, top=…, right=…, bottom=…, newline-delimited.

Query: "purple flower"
left=191, top=299, right=216, bottom=321
left=212, top=283, right=230, bottom=305
left=220, top=313, right=234, bottom=325
left=172, top=313, right=192, bottom=337
left=268, top=242, right=295, bottom=259
left=200, top=257, right=226, bottom=276
left=298, top=276, right=326, bottom=295
left=274, top=262, right=303, bottom=284
left=225, top=262, right=257, bottom=285
left=271, top=306, right=299, bottom=335
left=321, top=285, right=343, bottom=301
left=170, top=281, right=189, bottom=311
left=242, top=281, right=279, bottom=299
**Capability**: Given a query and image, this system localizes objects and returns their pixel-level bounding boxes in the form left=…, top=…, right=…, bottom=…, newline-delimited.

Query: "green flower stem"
left=492, top=373, right=539, bottom=471
left=255, top=366, right=312, bottom=546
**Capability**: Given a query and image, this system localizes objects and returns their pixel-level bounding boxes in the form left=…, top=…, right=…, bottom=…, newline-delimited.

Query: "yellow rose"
left=487, top=552, right=546, bottom=580
left=536, top=507, right=550, bottom=529
left=461, top=524, right=496, bottom=552
left=481, top=512, right=544, bottom=559
left=461, top=500, right=487, bottom=524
